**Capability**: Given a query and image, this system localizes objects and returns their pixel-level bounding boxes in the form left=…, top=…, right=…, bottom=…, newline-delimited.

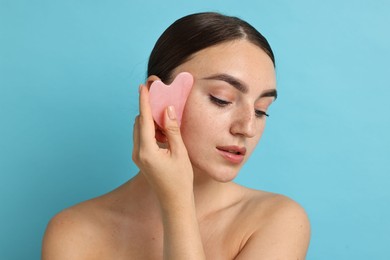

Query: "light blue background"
left=1, top=0, right=389, bottom=259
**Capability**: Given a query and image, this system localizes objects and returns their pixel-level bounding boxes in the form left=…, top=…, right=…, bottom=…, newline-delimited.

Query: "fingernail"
left=167, top=106, right=176, bottom=120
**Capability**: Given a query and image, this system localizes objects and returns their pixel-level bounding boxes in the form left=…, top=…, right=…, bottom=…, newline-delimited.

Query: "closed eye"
left=209, top=95, right=231, bottom=107
left=210, top=95, right=270, bottom=118
left=255, top=110, right=269, bottom=118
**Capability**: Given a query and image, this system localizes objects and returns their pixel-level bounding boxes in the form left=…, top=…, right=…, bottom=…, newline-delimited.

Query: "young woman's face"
left=172, top=40, right=276, bottom=182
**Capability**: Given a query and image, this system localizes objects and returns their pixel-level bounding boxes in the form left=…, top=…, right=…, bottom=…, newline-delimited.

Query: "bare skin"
left=42, top=40, right=310, bottom=259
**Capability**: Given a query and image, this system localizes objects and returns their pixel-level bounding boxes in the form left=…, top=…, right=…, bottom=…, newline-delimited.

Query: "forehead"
left=173, top=40, right=276, bottom=91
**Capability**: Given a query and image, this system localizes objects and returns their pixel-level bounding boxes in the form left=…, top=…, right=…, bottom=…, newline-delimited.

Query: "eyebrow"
left=202, top=73, right=277, bottom=100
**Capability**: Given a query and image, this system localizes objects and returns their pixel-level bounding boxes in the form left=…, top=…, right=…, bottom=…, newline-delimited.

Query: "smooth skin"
left=42, top=40, right=310, bottom=259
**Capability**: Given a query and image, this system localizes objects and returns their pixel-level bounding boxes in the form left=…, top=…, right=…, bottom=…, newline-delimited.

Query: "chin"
left=213, top=174, right=238, bottom=183
left=194, top=165, right=240, bottom=183
left=213, top=166, right=240, bottom=182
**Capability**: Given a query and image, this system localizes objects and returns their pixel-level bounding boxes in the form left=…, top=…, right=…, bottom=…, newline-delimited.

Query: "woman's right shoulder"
left=42, top=200, right=107, bottom=260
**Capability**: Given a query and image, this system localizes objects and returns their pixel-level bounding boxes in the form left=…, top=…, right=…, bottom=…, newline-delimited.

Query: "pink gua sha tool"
left=149, top=72, right=194, bottom=128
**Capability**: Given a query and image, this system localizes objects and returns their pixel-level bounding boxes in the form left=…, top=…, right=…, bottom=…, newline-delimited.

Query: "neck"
left=124, top=171, right=240, bottom=220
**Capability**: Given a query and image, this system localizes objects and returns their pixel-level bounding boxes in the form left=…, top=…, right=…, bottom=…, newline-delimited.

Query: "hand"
left=133, top=84, right=206, bottom=259
left=132, top=84, right=194, bottom=204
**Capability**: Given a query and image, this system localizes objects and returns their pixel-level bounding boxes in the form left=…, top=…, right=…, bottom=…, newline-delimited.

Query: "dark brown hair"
left=147, top=12, right=275, bottom=83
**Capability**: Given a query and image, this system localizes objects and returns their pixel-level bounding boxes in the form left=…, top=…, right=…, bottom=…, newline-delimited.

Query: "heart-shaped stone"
left=149, top=72, right=194, bottom=128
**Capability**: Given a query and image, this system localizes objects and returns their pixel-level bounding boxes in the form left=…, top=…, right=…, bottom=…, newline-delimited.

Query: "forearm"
left=160, top=193, right=206, bottom=260
left=134, top=86, right=205, bottom=258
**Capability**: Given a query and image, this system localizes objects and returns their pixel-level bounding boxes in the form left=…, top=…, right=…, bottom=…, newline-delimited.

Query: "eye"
left=255, top=110, right=269, bottom=118
left=209, top=95, right=231, bottom=107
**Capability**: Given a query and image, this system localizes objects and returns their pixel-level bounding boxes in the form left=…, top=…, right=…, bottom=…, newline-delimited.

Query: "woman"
left=42, top=12, right=310, bottom=259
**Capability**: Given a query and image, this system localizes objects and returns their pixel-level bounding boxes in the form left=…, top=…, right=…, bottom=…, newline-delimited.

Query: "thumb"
left=163, top=105, right=185, bottom=153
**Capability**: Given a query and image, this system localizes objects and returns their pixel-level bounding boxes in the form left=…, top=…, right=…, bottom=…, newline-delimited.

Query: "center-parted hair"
left=147, top=12, right=275, bottom=83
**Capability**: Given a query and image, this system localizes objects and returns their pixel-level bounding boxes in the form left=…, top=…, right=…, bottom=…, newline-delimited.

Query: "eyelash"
left=209, top=95, right=231, bottom=106
left=209, top=95, right=269, bottom=118
left=255, top=110, right=269, bottom=118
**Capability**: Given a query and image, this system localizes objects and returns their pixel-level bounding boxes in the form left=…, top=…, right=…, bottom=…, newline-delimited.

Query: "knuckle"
left=138, top=115, right=147, bottom=124
left=165, top=124, right=180, bottom=135
left=131, top=151, right=138, bottom=163
left=134, top=115, right=139, bottom=125
left=137, top=150, right=153, bottom=166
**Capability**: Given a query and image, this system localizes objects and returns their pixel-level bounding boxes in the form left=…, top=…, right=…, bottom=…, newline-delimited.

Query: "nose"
left=230, top=106, right=258, bottom=138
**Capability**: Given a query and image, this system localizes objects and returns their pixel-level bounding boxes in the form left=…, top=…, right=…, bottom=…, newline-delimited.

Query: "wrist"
left=158, top=191, right=195, bottom=215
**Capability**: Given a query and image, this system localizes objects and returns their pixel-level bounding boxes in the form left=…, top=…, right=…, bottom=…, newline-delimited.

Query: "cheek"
left=181, top=98, right=205, bottom=141
left=180, top=95, right=219, bottom=149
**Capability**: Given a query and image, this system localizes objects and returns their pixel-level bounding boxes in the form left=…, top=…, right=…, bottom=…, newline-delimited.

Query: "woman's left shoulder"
left=234, top=187, right=311, bottom=258
left=241, top=188, right=310, bottom=230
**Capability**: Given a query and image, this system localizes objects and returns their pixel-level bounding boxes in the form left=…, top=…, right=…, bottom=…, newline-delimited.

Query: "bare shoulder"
left=247, top=189, right=310, bottom=225
left=236, top=188, right=311, bottom=259
left=42, top=200, right=109, bottom=260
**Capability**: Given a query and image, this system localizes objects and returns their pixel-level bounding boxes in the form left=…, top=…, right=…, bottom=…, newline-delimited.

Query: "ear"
left=146, top=75, right=161, bottom=89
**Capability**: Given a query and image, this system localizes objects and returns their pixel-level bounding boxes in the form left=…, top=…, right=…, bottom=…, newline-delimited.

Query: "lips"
left=216, top=146, right=246, bottom=164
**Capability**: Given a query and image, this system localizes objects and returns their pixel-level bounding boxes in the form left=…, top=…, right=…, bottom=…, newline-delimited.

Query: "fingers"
left=138, top=84, right=157, bottom=148
left=132, top=115, right=140, bottom=162
left=138, top=84, right=152, bottom=119
left=163, top=106, right=186, bottom=155
left=135, top=85, right=187, bottom=160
